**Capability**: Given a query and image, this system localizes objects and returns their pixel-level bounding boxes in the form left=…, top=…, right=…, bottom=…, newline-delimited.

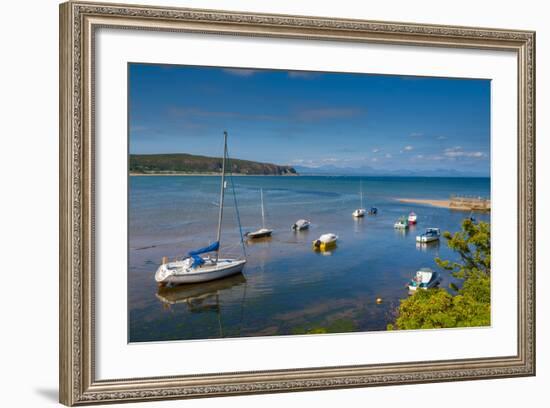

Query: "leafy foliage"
left=390, top=219, right=491, bottom=330
left=435, top=219, right=491, bottom=278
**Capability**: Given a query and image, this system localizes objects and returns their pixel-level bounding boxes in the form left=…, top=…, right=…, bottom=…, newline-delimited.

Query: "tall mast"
left=360, top=180, right=363, bottom=208
left=215, top=131, right=228, bottom=261
left=260, top=188, right=265, bottom=228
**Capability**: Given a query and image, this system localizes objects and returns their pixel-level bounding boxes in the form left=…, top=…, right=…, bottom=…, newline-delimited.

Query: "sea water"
left=128, top=176, right=490, bottom=342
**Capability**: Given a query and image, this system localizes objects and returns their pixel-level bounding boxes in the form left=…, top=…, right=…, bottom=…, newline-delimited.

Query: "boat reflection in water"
left=156, top=273, right=247, bottom=307
left=156, top=273, right=247, bottom=338
left=353, top=216, right=365, bottom=233
left=394, top=227, right=409, bottom=238
left=415, top=240, right=440, bottom=253
left=245, top=235, right=273, bottom=246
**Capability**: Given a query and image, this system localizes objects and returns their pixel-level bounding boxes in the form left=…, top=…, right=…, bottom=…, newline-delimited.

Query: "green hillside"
left=129, top=153, right=298, bottom=175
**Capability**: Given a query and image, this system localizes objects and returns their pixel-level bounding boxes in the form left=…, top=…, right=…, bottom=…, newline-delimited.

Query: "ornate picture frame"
left=59, top=1, right=535, bottom=405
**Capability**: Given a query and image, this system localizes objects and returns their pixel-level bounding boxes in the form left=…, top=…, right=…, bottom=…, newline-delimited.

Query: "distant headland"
left=129, top=153, right=298, bottom=176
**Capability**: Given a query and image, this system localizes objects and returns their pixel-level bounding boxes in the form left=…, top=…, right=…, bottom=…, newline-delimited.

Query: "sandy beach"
left=397, top=197, right=490, bottom=211
left=397, top=198, right=452, bottom=208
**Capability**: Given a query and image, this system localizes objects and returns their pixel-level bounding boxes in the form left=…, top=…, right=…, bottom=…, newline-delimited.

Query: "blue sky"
left=129, top=64, right=490, bottom=176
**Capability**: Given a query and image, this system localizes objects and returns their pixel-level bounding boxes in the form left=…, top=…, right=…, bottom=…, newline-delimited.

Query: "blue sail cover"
left=188, top=241, right=220, bottom=267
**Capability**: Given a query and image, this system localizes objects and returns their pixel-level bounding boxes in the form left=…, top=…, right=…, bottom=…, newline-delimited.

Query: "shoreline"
left=129, top=172, right=298, bottom=177
left=397, top=198, right=490, bottom=212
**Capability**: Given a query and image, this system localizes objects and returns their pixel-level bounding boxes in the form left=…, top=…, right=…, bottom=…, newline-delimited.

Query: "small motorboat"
left=312, top=233, right=338, bottom=251
left=408, top=212, right=417, bottom=225
left=394, top=216, right=409, bottom=229
left=408, top=268, right=442, bottom=291
left=368, top=207, right=378, bottom=215
left=246, top=188, right=273, bottom=239
left=292, top=219, right=311, bottom=231
left=416, top=227, right=441, bottom=243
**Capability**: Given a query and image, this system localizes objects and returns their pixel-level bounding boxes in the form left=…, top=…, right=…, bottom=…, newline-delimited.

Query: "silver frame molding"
left=59, top=1, right=536, bottom=405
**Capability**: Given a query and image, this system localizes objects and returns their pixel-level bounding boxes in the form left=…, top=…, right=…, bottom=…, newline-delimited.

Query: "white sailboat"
left=352, top=181, right=366, bottom=218
left=155, top=131, right=246, bottom=286
left=246, top=188, right=273, bottom=239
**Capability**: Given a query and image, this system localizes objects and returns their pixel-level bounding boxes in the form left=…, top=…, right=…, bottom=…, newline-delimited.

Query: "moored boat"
left=245, top=228, right=273, bottom=239
left=292, top=219, right=311, bottom=231
left=312, top=233, right=338, bottom=251
left=155, top=131, right=247, bottom=286
left=156, top=255, right=246, bottom=285
left=416, top=227, right=441, bottom=243
left=394, top=216, right=409, bottom=229
left=246, top=188, right=273, bottom=239
left=352, top=181, right=366, bottom=218
left=408, top=268, right=442, bottom=291
left=408, top=212, right=417, bottom=224
left=368, top=207, right=378, bottom=215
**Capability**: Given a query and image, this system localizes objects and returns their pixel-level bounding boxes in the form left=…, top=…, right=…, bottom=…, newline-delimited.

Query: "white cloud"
left=436, top=135, right=448, bottom=140
left=291, top=156, right=369, bottom=168
left=443, top=146, right=487, bottom=159
left=409, top=132, right=423, bottom=137
left=222, top=68, right=260, bottom=77
left=385, top=153, right=393, bottom=159
left=401, top=145, right=414, bottom=153
left=288, top=71, right=321, bottom=79
left=372, top=148, right=380, bottom=153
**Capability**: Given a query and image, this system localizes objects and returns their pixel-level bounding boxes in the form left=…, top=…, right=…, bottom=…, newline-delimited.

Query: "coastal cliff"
left=130, top=153, right=297, bottom=175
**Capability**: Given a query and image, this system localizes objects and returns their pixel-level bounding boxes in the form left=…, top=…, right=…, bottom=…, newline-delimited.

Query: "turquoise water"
left=128, top=176, right=490, bottom=342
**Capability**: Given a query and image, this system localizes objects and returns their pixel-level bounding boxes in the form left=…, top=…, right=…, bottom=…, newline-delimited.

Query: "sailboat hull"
left=246, top=228, right=273, bottom=239
left=156, top=259, right=246, bottom=285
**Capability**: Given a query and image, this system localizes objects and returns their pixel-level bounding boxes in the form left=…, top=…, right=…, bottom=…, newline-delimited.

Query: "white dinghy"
left=155, top=131, right=247, bottom=286
left=292, top=219, right=311, bottom=231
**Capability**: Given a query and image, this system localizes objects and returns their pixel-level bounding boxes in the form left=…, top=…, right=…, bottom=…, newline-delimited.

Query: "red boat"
left=408, top=212, right=417, bottom=225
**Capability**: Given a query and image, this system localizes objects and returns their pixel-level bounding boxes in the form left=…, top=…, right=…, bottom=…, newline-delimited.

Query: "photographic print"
left=128, top=64, right=491, bottom=343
